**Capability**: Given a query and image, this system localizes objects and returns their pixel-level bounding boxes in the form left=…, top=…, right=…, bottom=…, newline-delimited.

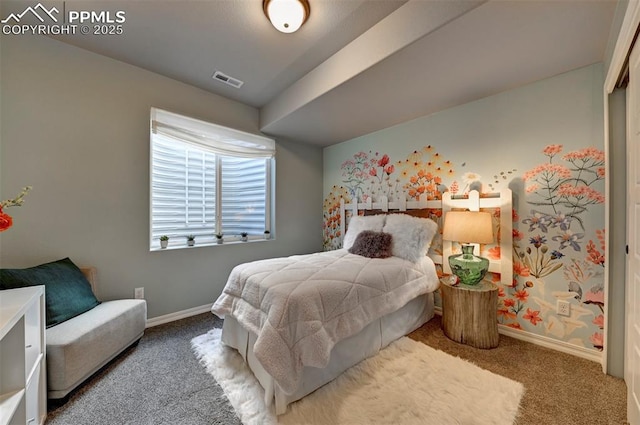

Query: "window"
left=150, top=108, right=274, bottom=249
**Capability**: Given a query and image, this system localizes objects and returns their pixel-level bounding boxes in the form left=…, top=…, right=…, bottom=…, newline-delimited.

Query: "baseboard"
left=146, top=304, right=213, bottom=328
left=433, top=306, right=602, bottom=363
left=497, top=325, right=602, bottom=363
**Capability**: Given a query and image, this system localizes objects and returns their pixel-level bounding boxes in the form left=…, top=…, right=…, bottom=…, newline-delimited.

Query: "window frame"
left=149, top=108, right=275, bottom=250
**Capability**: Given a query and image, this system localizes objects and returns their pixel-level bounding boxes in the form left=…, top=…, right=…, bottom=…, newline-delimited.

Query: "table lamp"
left=442, top=211, right=494, bottom=285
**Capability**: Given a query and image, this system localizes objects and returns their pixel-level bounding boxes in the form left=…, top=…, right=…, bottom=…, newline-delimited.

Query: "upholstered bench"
left=46, top=266, right=147, bottom=399
left=0, top=258, right=147, bottom=400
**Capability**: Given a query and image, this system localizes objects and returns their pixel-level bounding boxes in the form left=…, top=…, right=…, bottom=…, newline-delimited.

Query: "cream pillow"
left=343, top=214, right=387, bottom=250
left=382, top=214, right=438, bottom=262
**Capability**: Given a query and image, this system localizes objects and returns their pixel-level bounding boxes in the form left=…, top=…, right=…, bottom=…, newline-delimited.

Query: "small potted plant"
left=187, top=235, right=195, bottom=246
left=263, top=230, right=271, bottom=240
left=160, top=235, right=169, bottom=249
left=215, top=233, right=224, bottom=244
left=240, top=232, right=248, bottom=242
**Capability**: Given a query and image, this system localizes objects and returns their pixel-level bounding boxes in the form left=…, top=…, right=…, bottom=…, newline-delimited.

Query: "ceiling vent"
left=212, top=70, right=244, bottom=89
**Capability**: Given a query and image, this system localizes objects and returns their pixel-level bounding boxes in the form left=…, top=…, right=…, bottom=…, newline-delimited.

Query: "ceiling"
left=3, top=0, right=618, bottom=146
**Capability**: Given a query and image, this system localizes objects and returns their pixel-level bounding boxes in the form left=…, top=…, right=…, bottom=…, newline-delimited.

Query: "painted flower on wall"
left=0, top=186, right=32, bottom=232
left=586, top=229, right=605, bottom=267
left=591, top=312, right=605, bottom=350
left=323, top=186, right=350, bottom=250
left=340, top=151, right=402, bottom=203
left=401, top=146, right=453, bottom=201
left=340, top=152, right=370, bottom=201
left=366, top=152, right=401, bottom=200
left=514, top=233, right=563, bottom=279
left=523, top=308, right=543, bottom=325
left=461, top=172, right=481, bottom=192
left=523, top=145, right=604, bottom=229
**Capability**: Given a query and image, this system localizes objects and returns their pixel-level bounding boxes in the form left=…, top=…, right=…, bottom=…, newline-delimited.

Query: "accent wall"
left=323, top=64, right=605, bottom=356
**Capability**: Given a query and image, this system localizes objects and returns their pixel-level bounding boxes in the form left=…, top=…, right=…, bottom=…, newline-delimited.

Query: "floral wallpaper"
left=508, top=145, right=605, bottom=349
left=323, top=143, right=605, bottom=352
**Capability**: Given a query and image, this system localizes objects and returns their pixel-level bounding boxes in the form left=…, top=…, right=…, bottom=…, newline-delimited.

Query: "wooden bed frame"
left=340, top=188, right=513, bottom=287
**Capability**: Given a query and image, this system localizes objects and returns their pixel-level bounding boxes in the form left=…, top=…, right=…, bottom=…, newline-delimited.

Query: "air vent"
left=212, top=70, right=244, bottom=88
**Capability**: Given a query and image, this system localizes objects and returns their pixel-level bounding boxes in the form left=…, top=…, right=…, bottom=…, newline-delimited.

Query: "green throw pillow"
left=0, top=257, right=100, bottom=328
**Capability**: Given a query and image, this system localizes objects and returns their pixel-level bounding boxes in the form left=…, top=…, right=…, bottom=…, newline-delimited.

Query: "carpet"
left=192, top=329, right=524, bottom=425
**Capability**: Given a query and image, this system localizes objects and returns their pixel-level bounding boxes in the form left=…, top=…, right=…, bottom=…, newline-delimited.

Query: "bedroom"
left=0, top=0, right=633, bottom=424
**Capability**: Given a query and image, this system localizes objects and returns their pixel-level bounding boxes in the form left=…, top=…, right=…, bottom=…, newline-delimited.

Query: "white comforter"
left=211, top=249, right=439, bottom=395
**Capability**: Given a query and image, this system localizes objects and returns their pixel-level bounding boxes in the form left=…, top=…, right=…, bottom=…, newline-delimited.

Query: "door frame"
left=604, top=0, right=640, bottom=377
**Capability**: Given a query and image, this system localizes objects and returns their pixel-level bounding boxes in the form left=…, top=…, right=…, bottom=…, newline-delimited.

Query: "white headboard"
left=339, top=188, right=513, bottom=288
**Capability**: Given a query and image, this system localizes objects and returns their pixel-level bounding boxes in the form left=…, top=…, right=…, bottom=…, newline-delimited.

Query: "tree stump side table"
left=440, top=278, right=499, bottom=349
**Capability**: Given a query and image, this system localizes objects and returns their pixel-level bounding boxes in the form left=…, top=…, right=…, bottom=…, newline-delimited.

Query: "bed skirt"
left=221, top=292, right=435, bottom=415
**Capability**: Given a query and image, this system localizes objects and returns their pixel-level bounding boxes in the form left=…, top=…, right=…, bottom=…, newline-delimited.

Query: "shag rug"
left=191, top=329, right=524, bottom=425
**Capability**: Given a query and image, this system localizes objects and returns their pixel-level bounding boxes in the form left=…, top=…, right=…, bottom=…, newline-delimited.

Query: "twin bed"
left=212, top=189, right=513, bottom=415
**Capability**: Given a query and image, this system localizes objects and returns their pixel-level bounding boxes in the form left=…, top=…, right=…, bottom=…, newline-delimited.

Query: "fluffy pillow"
left=348, top=230, right=393, bottom=259
left=0, top=258, right=100, bottom=328
left=343, top=214, right=386, bottom=249
left=382, top=214, right=438, bottom=262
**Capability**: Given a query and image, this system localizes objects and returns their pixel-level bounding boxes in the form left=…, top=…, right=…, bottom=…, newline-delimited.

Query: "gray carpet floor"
left=46, top=313, right=627, bottom=425
left=45, top=314, right=240, bottom=425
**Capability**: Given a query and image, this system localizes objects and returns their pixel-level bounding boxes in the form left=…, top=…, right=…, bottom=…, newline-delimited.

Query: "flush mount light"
left=263, top=0, right=310, bottom=33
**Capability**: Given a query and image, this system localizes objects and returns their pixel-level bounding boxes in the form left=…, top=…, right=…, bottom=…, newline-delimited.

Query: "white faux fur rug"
left=191, top=328, right=524, bottom=425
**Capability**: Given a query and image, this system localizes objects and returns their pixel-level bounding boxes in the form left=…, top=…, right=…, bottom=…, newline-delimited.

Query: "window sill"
left=151, top=238, right=274, bottom=252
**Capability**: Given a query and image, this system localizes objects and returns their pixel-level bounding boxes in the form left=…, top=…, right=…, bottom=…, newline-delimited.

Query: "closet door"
left=626, top=39, right=640, bottom=425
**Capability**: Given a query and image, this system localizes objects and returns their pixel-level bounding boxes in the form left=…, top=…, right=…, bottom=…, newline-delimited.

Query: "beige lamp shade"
left=442, top=211, right=494, bottom=244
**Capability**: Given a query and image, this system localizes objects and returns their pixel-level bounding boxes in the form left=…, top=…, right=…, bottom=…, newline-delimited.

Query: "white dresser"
left=0, top=286, right=46, bottom=425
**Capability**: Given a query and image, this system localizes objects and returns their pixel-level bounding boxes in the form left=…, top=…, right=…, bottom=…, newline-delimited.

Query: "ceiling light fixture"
left=263, top=0, right=310, bottom=34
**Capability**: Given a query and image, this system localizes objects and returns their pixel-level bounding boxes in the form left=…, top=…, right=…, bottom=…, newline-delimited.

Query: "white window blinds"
left=150, top=108, right=274, bottom=249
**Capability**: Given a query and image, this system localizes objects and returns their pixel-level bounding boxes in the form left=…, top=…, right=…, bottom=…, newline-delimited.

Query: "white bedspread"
left=211, top=249, right=439, bottom=395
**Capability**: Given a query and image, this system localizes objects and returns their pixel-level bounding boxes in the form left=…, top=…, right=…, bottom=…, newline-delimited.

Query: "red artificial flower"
left=0, top=186, right=32, bottom=232
left=0, top=208, right=13, bottom=232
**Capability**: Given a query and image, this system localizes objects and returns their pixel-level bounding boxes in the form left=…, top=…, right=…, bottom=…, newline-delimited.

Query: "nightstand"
left=439, top=277, right=499, bottom=349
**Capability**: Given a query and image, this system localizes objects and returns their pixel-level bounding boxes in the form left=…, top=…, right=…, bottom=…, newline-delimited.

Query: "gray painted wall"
left=0, top=35, right=323, bottom=319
